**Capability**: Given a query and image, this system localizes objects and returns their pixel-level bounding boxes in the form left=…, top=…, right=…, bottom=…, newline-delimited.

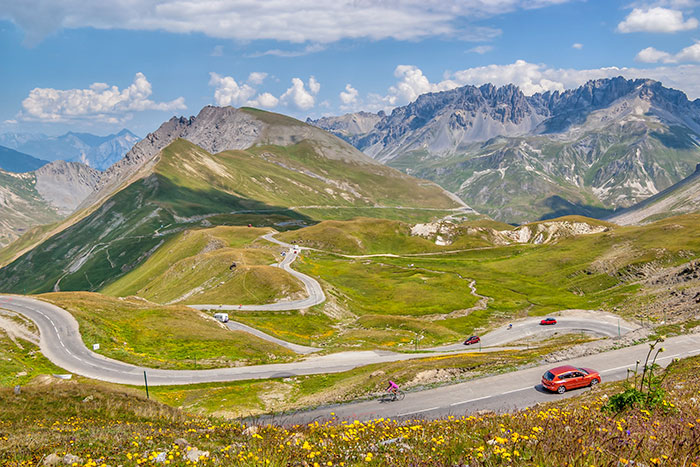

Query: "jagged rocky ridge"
left=311, top=77, right=700, bottom=223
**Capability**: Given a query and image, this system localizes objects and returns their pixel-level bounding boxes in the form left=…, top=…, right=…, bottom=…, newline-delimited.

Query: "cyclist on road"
left=387, top=380, right=399, bottom=395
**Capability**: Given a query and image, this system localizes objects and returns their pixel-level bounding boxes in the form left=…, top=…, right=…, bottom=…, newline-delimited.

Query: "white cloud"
left=19, top=72, right=185, bottom=123
left=617, top=7, right=698, bottom=33
left=636, top=46, right=675, bottom=63
left=675, top=41, right=700, bottom=61
left=385, top=65, right=459, bottom=106
left=3, top=0, right=571, bottom=46
left=468, top=45, right=494, bottom=54
left=308, top=76, right=320, bottom=95
left=339, top=84, right=359, bottom=105
left=209, top=72, right=280, bottom=108
left=210, top=45, right=224, bottom=56
left=572, top=43, right=583, bottom=49
left=209, top=73, right=257, bottom=106
left=249, top=92, right=279, bottom=108
left=636, top=41, right=700, bottom=63
left=280, top=77, right=320, bottom=111
left=3, top=119, right=18, bottom=124
left=247, top=72, right=268, bottom=85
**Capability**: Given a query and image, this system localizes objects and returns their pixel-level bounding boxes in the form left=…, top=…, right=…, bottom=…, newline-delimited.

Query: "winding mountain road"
left=2, top=293, right=699, bottom=424
left=189, top=233, right=325, bottom=313
left=0, top=295, right=440, bottom=386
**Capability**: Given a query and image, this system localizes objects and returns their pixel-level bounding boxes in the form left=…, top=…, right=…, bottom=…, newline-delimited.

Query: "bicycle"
left=379, top=389, right=405, bottom=402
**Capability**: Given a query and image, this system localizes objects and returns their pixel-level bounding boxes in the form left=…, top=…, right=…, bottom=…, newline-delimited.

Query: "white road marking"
left=501, top=386, right=531, bottom=395
left=450, top=395, right=491, bottom=406
left=398, top=406, right=440, bottom=417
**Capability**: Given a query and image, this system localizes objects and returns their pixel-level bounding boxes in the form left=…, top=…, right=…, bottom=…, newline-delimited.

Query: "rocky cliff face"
left=311, top=77, right=700, bottom=223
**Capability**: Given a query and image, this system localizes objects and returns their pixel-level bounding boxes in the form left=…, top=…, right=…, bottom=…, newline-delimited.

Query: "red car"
left=541, top=365, right=601, bottom=394
left=463, top=335, right=480, bottom=345
left=540, top=317, right=557, bottom=325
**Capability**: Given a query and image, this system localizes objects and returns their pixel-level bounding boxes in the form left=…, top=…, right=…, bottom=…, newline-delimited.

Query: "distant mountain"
left=311, top=77, right=700, bottom=223
left=608, top=163, right=700, bottom=225
left=0, top=129, right=140, bottom=170
left=0, top=145, right=49, bottom=172
left=0, top=105, right=461, bottom=294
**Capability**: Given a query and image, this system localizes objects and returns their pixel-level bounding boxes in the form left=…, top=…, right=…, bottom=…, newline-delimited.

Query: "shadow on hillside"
left=0, top=175, right=318, bottom=295
left=538, top=195, right=617, bottom=221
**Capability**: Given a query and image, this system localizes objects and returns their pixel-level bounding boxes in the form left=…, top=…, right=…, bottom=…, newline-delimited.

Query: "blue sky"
left=3, top=0, right=700, bottom=137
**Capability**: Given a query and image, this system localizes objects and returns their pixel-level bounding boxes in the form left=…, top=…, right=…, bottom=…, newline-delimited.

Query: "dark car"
left=463, top=335, right=480, bottom=345
left=541, top=365, right=601, bottom=394
left=540, top=317, right=557, bottom=325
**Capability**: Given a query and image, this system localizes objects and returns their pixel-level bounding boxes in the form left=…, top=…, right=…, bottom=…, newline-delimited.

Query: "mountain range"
left=0, top=129, right=140, bottom=170
left=0, top=106, right=460, bottom=294
left=311, top=77, right=700, bottom=223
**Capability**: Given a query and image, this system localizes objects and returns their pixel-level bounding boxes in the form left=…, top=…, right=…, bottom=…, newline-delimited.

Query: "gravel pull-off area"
left=0, top=308, right=40, bottom=347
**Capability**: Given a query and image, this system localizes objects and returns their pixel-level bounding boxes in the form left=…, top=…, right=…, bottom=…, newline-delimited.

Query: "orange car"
left=541, top=365, right=601, bottom=394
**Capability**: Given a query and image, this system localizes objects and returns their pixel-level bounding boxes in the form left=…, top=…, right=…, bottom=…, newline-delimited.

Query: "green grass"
left=39, top=292, right=297, bottom=369
left=233, top=310, right=336, bottom=346
left=3, top=354, right=700, bottom=465
left=0, top=136, right=458, bottom=295
left=103, top=225, right=305, bottom=305
left=103, top=226, right=274, bottom=297
left=299, top=254, right=480, bottom=318
left=0, top=333, right=64, bottom=386
left=278, top=214, right=700, bottom=343
left=277, top=217, right=495, bottom=255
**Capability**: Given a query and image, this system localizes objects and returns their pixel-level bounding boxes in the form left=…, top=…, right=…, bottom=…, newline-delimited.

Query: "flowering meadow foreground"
left=1, top=355, right=700, bottom=467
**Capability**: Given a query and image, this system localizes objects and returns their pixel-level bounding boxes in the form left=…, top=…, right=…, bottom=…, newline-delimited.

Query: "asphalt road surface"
left=260, top=333, right=700, bottom=425
left=2, top=294, right=699, bottom=424
left=430, top=313, right=637, bottom=351
left=0, top=295, right=442, bottom=386
left=190, top=233, right=325, bottom=312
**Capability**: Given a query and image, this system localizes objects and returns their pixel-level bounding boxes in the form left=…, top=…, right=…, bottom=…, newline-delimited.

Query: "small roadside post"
left=144, top=371, right=149, bottom=399
left=618, top=319, right=621, bottom=338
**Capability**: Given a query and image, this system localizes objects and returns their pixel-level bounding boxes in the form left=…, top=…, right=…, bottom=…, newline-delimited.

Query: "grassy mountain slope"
left=236, top=214, right=699, bottom=350
left=103, top=226, right=305, bottom=305
left=277, top=217, right=498, bottom=255
left=608, top=164, right=700, bottom=225
left=0, top=125, right=459, bottom=294
left=402, top=117, right=700, bottom=223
